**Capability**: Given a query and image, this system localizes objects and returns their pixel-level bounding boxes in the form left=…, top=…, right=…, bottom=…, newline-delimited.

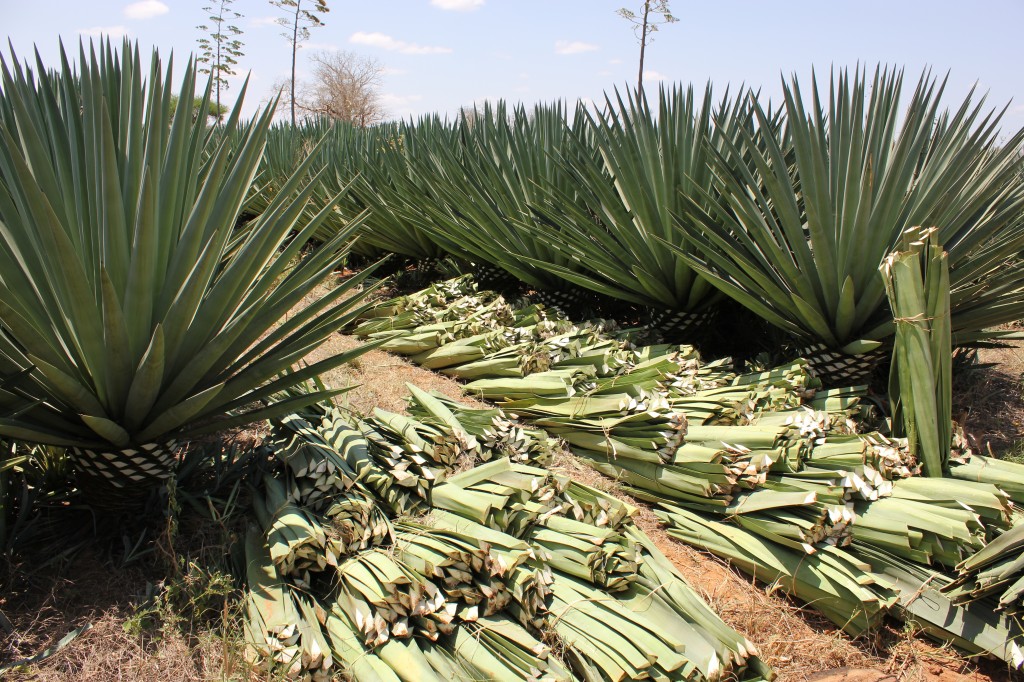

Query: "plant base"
left=796, top=343, right=889, bottom=387
left=648, top=308, right=716, bottom=343
left=70, top=441, right=179, bottom=513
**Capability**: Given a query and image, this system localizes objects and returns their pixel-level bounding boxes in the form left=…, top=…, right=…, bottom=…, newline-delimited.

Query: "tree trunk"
left=214, top=0, right=225, bottom=122
left=291, top=1, right=301, bottom=126
left=215, top=33, right=222, bottom=117
left=637, top=0, right=651, bottom=95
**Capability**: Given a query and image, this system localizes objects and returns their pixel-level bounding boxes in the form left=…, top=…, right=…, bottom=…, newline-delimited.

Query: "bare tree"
left=457, top=104, right=484, bottom=130
left=300, top=50, right=386, bottom=126
left=617, top=1, right=677, bottom=95
left=270, top=51, right=387, bottom=126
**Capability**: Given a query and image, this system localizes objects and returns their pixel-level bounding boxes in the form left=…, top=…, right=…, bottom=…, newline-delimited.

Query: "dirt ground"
left=3, top=280, right=1021, bottom=682
left=952, top=337, right=1024, bottom=459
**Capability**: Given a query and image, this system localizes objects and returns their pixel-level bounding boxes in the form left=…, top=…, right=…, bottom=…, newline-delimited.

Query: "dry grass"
left=300, top=332, right=489, bottom=416
left=280, top=276, right=489, bottom=416
left=1, top=548, right=257, bottom=681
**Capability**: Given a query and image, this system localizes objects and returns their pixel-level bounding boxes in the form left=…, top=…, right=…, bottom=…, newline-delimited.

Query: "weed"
left=1003, top=440, right=1024, bottom=465
left=124, top=560, right=237, bottom=639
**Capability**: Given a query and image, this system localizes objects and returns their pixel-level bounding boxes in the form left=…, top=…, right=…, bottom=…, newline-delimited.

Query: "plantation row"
left=248, top=67, right=1024, bottom=380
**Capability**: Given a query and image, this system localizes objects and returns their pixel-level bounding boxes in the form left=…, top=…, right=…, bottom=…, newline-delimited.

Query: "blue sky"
left=2, top=1, right=1022, bottom=134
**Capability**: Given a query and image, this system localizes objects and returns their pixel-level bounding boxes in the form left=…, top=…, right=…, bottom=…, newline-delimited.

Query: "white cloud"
left=608, top=58, right=623, bottom=65
left=350, top=32, right=452, bottom=55
left=123, top=0, right=168, bottom=20
left=381, top=66, right=408, bottom=76
left=302, top=42, right=340, bottom=52
left=224, top=72, right=251, bottom=85
left=643, top=70, right=666, bottom=82
left=79, top=25, right=130, bottom=37
left=249, top=16, right=280, bottom=28
left=431, top=0, right=484, bottom=10
left=555, top=40, right=598, bottom=55
left=380, top=92, right=424, bottom=117
left=380, top=93, right=423, bottom=107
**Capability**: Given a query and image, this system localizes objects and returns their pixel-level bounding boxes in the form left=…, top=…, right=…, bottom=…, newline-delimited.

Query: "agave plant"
left=672, top=67, right=1024, bottom=372
left=528, top=85, right=756, bottom=317
left=246, top=120, right=329, bottom=221
left=402, top=101, right=590, bottom=293
left=253, top=119, right=387, bottom=257
left=338, top=117, right=450, bottom=261
left=0, top=40, right=381, bottom=507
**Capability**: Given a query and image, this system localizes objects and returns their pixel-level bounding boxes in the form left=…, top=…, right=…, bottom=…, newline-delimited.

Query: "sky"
left=1, top=0, right=1022, bottom=135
